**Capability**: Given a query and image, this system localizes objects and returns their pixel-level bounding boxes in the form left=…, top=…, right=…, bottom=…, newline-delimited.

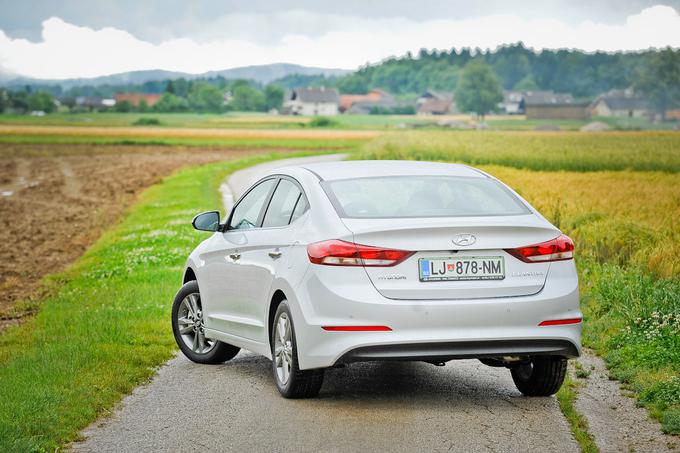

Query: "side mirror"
left=192, top=211, right=220, bottom=232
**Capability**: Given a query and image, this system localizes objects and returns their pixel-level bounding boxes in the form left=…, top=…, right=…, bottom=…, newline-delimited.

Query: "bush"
left=662, top=409, right=680, bottom=435
left=132, top=117, right=162, bottom=126
left=308, top=116, right=337, bottom=128
left=369, top=105, right=416, bottom=115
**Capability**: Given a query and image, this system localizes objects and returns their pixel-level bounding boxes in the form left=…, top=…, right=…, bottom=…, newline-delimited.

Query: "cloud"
left=0, top=5, right=679, bottom=79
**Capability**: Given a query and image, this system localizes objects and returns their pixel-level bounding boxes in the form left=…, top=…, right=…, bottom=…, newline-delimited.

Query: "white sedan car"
left=172, top=161, right=581, bottom=398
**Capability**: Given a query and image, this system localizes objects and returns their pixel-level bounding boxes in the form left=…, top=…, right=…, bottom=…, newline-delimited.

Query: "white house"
left=499, top=91, right=524, bottom=114
left=284, top=87, right=340, bottom=116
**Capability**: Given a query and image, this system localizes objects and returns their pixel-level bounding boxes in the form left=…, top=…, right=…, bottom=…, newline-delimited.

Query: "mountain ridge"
left=0, top=63, right=351, bottom=88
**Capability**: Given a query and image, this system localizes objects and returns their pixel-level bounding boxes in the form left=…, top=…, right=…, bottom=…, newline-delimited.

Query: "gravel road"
left=71, top=155, right=579, bottom=453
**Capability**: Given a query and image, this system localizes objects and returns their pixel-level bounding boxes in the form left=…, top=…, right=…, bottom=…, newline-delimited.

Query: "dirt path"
left=573, top=350, right=679, bottom=452
left=0, top=144, right=280, bottom=323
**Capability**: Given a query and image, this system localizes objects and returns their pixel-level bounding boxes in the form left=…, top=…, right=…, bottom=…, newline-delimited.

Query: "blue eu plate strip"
left=420, top=259, right=430, bottom=278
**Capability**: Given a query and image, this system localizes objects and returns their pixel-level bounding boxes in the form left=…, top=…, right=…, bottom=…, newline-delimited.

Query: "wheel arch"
left=183, top=267, right=197, bottom=283
left=268, top=289, right=288, bottom=347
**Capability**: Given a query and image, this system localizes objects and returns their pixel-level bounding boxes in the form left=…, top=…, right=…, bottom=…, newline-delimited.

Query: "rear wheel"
left=271, top=301, right=324, bottom=398
left=172, top=280, right=240, bottom=364
left=511, top=356, right=567, bottom=396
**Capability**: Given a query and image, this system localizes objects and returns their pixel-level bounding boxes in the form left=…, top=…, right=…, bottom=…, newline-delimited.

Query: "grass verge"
left=580, top=264, right=680, bottom=434
left=557, top=376, right=599, bottom=453
left=0, top=151, right=318, bottom=452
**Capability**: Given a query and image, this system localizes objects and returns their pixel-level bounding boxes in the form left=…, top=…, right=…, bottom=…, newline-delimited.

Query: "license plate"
left=419, top=256, right=505, bottom=281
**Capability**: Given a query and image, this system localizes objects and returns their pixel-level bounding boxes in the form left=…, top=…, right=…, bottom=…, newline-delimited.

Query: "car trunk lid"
left=343, top=215, right=557, bottom=300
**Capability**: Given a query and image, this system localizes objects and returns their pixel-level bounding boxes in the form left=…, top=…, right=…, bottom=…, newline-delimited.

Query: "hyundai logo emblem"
left=452, top=233, right=477, bottom=246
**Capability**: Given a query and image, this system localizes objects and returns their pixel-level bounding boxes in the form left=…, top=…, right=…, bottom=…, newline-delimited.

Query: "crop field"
left=0, top=123, right=678, bottom=450
left=0, top=112, right=673, bottom=132
left=0, top=124, right=374, bottom=150
left=359, top=130, right=680, bottom=172
left=356, top=131, right=680, bottom=434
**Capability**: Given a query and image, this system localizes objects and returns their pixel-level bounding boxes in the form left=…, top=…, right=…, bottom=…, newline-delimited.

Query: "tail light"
left=506, top=234, right=574, bottom=263
left=539, top=318, right=582, bottom=326
left=307, top=240, right=414, bottom=267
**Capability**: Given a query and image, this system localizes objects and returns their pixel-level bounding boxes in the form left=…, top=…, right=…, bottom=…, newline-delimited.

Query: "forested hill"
left=334, top=43, right=660, bottom=98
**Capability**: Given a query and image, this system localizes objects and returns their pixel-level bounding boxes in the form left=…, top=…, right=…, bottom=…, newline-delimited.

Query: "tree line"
left=0, top=78, right=285, bottom=114
left=334, top=43, right=680, bottom=100
left=451, top=47, right=680, bottom=119
left=1, top=43, right=679, bottom=117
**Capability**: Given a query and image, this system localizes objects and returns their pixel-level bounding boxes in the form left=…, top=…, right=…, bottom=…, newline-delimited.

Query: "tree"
left=9, top=91, right=29, bottom=113
left=138, top=99, right=150, bottom=113
left=0, top=89, right=8, bottom=113
left=264, top=84, right=284, bottom=111
left=492, top=53, right=531, bottom=89
left=27, top=91, right=56, bottom=113
left=635, top=48, right=680, bottom=120
left=187, top=82, right=225, bottom=112
left=172, top=78, right=190, bottom=97
left=114, top=100, right=133, bottom=112
left=230, top=85, right=265, bottom=111
left=514, top=75, right=539, bottom=91
left=154, top=93, right=187, bottom=112
left=455, top=60, right=503, bottom=119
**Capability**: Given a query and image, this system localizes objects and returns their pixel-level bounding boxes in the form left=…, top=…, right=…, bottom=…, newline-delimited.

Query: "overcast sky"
left=1, top=1, right=679, bottom=79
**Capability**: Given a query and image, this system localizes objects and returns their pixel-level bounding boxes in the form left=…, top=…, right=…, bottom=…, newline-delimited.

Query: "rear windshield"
left=323, top=175, right=530, bottom=218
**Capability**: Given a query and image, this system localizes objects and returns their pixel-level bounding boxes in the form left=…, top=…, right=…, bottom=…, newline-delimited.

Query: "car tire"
left=271, top=301, right=324, bottom=398
left=511, top=356, right=567, bottom=396
left=172, top=280, right=240, bottom=364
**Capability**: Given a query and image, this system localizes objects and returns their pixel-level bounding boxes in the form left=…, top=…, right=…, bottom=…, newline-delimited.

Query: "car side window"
left=228, top=179, right=276, bottom=230
left=262, top=179, right=303, bottom=228
left=289, top=193, right=309, bottom=223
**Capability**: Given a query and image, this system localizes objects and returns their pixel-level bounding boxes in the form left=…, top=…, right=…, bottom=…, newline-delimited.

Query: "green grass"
left=485, top=118, right=589, bottom=130
left=1, top=112, right=677, bottom=132
left=580, top=263, right=680, bottom=434
left=356, top=130, right=680, bottom=172
left=557, top=376, right=599, bottom=453
left=0, top=112, right=458, bottom=130
left=0, top=112, right=311, bottom=129
left=0, top=151, right=319, bottom=452
left=0, top=112, right=416, bottom=130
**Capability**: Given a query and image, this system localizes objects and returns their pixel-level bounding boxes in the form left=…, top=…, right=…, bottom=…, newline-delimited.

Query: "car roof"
left=296, top=160, right=487, bottom=181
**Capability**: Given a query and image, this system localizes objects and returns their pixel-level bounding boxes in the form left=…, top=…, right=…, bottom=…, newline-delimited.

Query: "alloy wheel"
left=274, top=312, right=293, bottom=385
left=176, top=293, right=216, bottom=355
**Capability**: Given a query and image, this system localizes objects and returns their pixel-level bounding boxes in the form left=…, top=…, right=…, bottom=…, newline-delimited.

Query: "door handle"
left=268, top=250, right=282, bottom=259
left=229, top=253, right=241, bottom=261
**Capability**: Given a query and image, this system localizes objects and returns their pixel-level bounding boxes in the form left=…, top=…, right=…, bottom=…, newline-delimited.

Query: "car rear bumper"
left=336, top=339, right=580, bottom=364
left=290, top=261, right=581, bottom=370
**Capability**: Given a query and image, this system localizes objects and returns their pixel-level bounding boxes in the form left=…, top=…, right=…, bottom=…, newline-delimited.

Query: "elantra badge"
left=452, top=233, right=476, bottom=246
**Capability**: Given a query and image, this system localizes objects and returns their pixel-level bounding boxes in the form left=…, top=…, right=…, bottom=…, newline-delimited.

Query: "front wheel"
left=271, top=301, right=324, bottom=398
left=172, top=280, right=240, bottom=364
left=511, top=356, right=567, bottom=396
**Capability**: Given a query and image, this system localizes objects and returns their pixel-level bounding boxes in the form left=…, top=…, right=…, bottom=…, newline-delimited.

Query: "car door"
left=200, top=177, right=277, bottom=339
left=233, top=177, right=307, bottom=343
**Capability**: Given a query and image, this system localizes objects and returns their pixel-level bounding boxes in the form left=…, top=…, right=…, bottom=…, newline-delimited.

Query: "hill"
left=0, top=63, right=350, bottom=89
left=334, top=43, right=669, bottom=98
